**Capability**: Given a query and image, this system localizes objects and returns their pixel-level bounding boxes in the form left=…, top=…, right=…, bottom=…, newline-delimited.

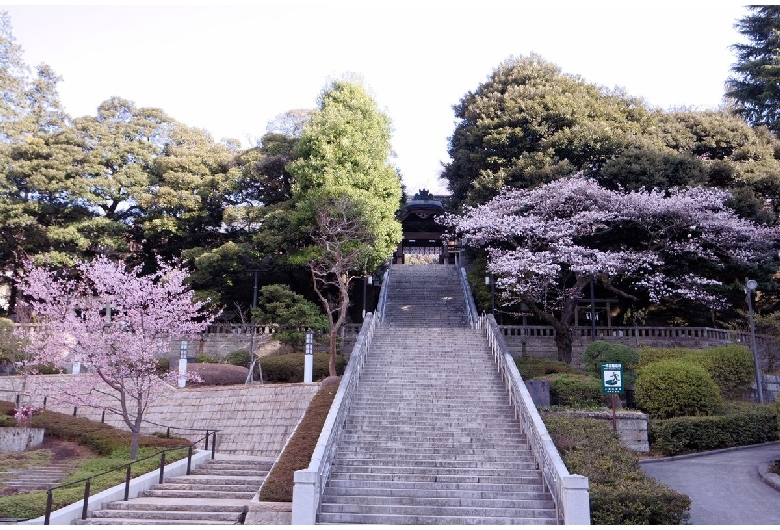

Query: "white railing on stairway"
left=291, top=267, right=390, bottom=525
left=458, top=266, right=479, bottom=327
left=477, top=313, right=591, bottom=525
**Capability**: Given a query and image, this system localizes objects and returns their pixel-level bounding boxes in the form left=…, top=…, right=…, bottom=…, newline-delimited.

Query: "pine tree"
left=726, top=6, right=780, bottom=135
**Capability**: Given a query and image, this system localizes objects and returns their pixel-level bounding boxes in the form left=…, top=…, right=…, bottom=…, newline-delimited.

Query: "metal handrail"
left=477, top=313, right=590, bottom=524
left=43, top=429, right=217, bottom=524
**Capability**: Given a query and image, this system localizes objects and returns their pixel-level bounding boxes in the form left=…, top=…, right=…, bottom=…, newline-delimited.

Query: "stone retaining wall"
left=0, top=375, right=319, bottom=457
left=0, top=427, right=44, bottom=453
left=547, top=410, right=650, bottom=453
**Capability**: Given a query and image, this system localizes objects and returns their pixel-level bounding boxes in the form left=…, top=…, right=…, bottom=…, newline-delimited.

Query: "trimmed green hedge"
left=638, top=344, right=755, bottom=399
left=543, top=373, right=604, bottom=407
left=634, top=359, right=722, bottom=419
left=260, top=353, right=345, bottom=383
left=515, top=357, right=582, bottom=379
left=259, top=385, right=338, bottom=502
left=650, top=406, right=779, bottom=456
left=543, top=414, right=690, bottom=524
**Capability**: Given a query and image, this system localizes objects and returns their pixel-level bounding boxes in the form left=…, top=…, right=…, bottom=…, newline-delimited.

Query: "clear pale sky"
left=4, top=1, right=749, bottom=195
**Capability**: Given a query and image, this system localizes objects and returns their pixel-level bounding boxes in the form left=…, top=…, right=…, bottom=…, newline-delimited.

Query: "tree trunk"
left=130, top=413, right=143, bottom=460
left=554, top=329, right=573, bottom=363
left=329, top=329, right=338, bottom=377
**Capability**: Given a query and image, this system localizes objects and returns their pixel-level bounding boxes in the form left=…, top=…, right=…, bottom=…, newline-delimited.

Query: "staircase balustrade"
left=457, top=266, right=478, bottom=327
left=291, top=267, right=390, bottom=524
left=477, top=313, right=590, bottom=525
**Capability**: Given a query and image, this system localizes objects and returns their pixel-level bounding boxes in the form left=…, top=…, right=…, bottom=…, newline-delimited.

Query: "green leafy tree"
left=442, top=54, right=652, bottom=208
left=281, top=79, right=402, bottom=375
left=252, top=283, right=328, bottom=349
left=726, top=6, right=780, bottom=135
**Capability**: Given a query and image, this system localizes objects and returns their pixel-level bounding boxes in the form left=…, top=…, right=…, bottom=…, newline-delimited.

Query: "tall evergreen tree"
left=726, top=6, right=780, bottom=135
left=286, top=79, right=403, bottom=375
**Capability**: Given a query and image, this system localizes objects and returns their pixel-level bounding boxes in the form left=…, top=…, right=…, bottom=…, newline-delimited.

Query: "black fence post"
left=159, top=452, right=166, bottom=484
left=100, top=410, right=105, bottom=423
left=166, top=426, right=170, bottom=438
left=43, top=396, right=47, bottom=409
left=73, top=407, right=77, bottom=417
left=81, top=478, right=91, bottom=520
left=124, top=465, right=131, bottom=501
left=186, top=446, right=193, bottom=475
left=44, top=490, right=53, bottom=525
left=211, top=431, right=216, bottom=459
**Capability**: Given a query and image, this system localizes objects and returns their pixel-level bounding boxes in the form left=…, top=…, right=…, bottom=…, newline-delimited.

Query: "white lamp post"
left=745, top=278, right=764, bottom=404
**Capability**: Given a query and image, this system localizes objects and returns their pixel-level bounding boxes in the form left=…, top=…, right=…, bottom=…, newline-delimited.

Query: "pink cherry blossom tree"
left=444, top=176, right=780, bottom=362
left=15, top=257, right=218, bottom=458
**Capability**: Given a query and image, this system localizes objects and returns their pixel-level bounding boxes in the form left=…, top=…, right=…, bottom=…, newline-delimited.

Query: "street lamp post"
left=246, top=269, right=260, bottom=385
left=485, top=274, right=495, bottom=314
left=745, top=278, right=764, bottom=404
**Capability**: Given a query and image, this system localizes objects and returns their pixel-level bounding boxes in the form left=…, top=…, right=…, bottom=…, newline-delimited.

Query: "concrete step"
left=141, top=489, right=255, bottom=499
left=327, top=471, right=544, bottom=485
left=87, top=509, right=240, bottom=522
left=165, top=475, right=264, bottom=486
left=317, top=511, right=557, bottom=525
left=322, top=499, right=556, bottom=519
left=324, top=478, right=547, bottom=493
left=102, top=501, right=246, bottom=513
left=73, top=517, right=238, bottom=526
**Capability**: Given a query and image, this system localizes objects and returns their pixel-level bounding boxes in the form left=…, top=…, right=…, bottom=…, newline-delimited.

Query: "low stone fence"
left=500, top=325, right=777, bottom=369
left=546, top=410, right=650, bottom=453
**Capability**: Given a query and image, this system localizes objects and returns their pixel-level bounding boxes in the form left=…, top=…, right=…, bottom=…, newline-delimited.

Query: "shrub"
left=580, top=341, right=639, bottom=386
left=685, top=345, right=755, bottom=399
left=195, top=354, right=221, bottom=364
left=515, top=357, right=582, bottom=379
left=188, top=363, right=248, bottom=386
left=650, top=406, right=779, bottom=456
left=634, top=359, right=722, bottom=419
left=259, top=384, right=338, bottom=502
left=156, top=357, right=170, bottom=372
left=225, top=349, right=251, bottom=368
left=543, top=414, right=690, bottom=524
left=638, top=346, right=691, bottom=367
left=8, top=403, right=189, bottom=456
left=639, top=344, right=755, bottom=399
left=260, top=353, right=346, bottom=383
left=544, top=373, right=603, bottom=407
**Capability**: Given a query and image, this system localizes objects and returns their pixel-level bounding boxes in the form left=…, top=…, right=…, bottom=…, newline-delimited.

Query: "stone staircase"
left=0, top=463, right=76, bottom=494
left=74, top=455, right=272, bottom=525
left=318, top=264, right=557, bottom=524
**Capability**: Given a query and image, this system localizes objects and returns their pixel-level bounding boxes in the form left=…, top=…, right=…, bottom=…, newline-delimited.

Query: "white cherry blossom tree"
left=445, top=176, right=779, bottom=362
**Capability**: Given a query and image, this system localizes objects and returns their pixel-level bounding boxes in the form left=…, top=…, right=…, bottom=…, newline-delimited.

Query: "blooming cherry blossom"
left=444, top=176, right=780, bottom=361
left=15, top=257, right=218, bottom=458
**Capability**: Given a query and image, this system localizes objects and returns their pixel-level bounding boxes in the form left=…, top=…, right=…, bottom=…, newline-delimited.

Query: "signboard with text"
left=601, top=362, right=623, bottom=394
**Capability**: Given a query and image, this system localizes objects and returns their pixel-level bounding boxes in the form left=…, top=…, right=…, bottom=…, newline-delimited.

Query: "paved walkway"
left=640, top=442, right=780, bottom=525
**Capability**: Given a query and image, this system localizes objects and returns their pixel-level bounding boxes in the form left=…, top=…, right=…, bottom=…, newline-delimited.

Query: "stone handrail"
left=291, top=312, right=379, bottom=524
left=457, top=266, right=479, bottom=327
left=290, top=265, right=392, bottom=524
left=477, top=314, right=590, bottom=525
left=377, top=265, right=391, bottom=325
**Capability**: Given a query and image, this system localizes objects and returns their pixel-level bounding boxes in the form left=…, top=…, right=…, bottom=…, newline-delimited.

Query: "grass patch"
left=0, top=400, right=191, bottom=520
left=0, top=445, right=189, bottom=520
left=0, top=448, right=52, bottom=473
left=258, top=384, right=339, bottom=502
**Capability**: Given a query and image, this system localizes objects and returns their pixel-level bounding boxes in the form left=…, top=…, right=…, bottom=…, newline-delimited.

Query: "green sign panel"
left=601, top=362, right=623, bottom=394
